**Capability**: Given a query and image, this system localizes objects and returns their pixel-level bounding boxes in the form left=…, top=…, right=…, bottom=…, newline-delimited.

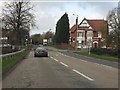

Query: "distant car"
left=34, top=47, right=48, bottom=57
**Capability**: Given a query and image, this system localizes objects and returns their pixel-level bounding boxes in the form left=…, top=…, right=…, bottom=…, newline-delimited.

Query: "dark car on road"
left=34, top=47, right=48, bottom=57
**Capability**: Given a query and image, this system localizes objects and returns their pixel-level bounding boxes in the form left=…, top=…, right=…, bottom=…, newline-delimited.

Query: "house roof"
left=70, top=24, right=77, bottom=33
left=70, top=18, right=108, bottom=32
left=86, top=19, right=108, bottom=31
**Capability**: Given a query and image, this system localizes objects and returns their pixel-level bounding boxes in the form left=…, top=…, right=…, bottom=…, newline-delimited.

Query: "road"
left=2, top=46, right=118, bottom=88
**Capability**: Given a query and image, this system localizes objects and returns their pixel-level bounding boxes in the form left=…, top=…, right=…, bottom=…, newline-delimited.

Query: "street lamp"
left=73, top=14, right=78, bottom=51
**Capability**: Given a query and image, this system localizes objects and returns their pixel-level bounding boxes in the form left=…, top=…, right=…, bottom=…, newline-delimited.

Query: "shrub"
left=91, top=48, right=118, bottom=57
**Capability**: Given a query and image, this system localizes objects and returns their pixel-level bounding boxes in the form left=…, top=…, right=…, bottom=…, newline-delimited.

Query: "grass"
left=74, top=51, right=118, bottom=62
left=2, top=50, right=28, bottom=73
left=2, top=44, right=33, bottom=74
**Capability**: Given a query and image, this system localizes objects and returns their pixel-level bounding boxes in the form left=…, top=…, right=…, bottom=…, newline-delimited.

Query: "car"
left=34, top=47, right=48, bottom=57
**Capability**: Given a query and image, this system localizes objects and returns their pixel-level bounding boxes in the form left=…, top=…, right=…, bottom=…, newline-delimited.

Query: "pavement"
left=2, top=46, right=118, bottom=88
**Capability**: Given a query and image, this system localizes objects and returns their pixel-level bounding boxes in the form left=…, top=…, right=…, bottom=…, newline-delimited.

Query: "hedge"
left=90, top=48, right=118, bottom=57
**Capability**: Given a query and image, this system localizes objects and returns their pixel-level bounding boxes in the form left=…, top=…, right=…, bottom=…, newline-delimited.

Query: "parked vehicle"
left=34, top=47, right=48, bottom=57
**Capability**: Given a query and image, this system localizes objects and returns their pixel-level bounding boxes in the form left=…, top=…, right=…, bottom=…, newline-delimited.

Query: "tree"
left=2, top=1, right=35, bottom=45
left=54, top=13, right=70, bottom=44
left=31, top=34, right=41, bottom=45
left=107, top=1, right=120, bottom=50
left=44, top=29, right=54, bottom=39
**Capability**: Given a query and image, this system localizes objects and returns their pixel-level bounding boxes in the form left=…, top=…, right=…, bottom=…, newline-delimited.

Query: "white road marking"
left=80, top=60, right=87, bottom=62
left=93, top=63, right=100, bottom=66
left=58, top=52, right=64, bottom=56
left=101, top=64, right=113, bottom=69
left=50, top=56, right=54, bottom=59
left=72, top=69, right=94, bottom=81
left=53, top=58, right=58, bottom=62
left=58, top=52, right=70, bottom=57
left=56, top=54, right=59, bottom=56
left=60, top=62, right=69, bottom=67
left=93, top=62, right=113, bottom=69
left=50, top=56, right=58, bottom=62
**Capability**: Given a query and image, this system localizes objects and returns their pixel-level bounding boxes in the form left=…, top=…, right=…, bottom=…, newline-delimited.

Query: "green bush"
left=91, top=48, right=118, bottom=57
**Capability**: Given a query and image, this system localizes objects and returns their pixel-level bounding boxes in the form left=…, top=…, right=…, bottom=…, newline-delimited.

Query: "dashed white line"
left=50, top=56, right=59, bottom=62
left=60, top=62, right=69, bottom=67
left=53, top=58, right=58, bottom=62
left=50, top=56, right=54, bottom=59
left=72, top=69, right=94, bottom=81
left=56, top=54, right=59, bottom=56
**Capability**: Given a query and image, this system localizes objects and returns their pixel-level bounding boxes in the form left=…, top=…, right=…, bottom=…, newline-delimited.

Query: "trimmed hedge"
left=91, top=48, right=118, bottom=57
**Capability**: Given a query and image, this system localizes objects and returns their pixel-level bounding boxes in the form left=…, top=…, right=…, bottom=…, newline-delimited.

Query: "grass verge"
left=74, top=51, right=118, bottom=62
left=2, top=50, right=28, bottom=74
left=2, top=44, right=33, bottom=74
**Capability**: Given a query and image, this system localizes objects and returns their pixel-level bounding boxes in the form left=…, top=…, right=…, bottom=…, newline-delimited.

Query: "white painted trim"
left=93, top=41, right=98, bottom=43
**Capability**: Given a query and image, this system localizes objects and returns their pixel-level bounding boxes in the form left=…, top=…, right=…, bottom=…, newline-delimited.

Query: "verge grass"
left=74, top=51, right=118, bottom=62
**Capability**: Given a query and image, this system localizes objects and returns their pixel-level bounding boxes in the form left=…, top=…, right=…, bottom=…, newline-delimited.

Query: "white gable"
left=79, top=19, right=90, bottom=27
left=89, top=26, right=92, bottom=29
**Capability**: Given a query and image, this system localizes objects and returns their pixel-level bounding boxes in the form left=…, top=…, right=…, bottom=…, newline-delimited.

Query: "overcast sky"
left=0, top=0, right=119, bottom=35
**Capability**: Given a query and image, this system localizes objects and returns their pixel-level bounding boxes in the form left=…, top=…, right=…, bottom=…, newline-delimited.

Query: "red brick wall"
left=70, top=31, right=77, bottom=48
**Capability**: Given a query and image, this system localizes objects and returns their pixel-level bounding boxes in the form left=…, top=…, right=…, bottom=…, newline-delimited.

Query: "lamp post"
left=73, top=14, right=78, bottom=51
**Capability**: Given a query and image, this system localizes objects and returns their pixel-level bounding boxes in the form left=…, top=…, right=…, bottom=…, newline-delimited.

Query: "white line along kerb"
left=60, top=62, right=68, bottom=67
left=72, top=69, right=94, bottom=81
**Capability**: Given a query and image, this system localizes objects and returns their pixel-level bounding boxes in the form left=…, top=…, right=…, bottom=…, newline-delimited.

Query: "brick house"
left=69, top=18, right=108, bottom=49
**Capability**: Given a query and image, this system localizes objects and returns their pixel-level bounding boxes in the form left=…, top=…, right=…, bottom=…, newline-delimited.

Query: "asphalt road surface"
left=2, top=46, right=118, bottom=88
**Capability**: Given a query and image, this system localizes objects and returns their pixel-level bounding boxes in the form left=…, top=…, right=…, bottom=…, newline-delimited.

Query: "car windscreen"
left=36, top=48, right=46, bottom=50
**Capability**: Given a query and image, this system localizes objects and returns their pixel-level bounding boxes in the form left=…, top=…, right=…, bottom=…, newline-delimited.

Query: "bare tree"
left=107, top=1, right=120, bottom=50
left=2, top=0, right=35, bottom=45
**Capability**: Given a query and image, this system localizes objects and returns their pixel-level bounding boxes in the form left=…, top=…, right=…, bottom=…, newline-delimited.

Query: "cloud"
left=1, top=0, right=119, bottom=35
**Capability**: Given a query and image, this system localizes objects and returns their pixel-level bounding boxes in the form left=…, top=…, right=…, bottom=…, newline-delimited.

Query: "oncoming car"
left=34, top=47, right=48, bottom=57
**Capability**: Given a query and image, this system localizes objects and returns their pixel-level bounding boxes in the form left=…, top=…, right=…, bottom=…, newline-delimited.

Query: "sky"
left=0, top=0, right=119, bottom=35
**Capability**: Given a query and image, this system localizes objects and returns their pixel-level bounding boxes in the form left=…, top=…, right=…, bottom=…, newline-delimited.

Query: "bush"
left=91, top=48, right=118, bottom=57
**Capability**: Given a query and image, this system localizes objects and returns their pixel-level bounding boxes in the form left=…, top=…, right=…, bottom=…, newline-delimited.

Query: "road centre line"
left=50, top=56, right=58, bottom=62
left=56, top=54, right=59, bottom=56
left=60, top=62, right=69, bottom=67
left=50, top=56, right=54, bottom=59
left=72, top=69, right=94, bottom=81
left=53, top=58, right=58, bottom=62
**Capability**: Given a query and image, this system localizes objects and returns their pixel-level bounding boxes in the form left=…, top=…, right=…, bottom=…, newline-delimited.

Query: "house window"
left=93, top=31, right=98, bottom=37
left=72, top=38, right=75, bottom=42
left=87, top=31, right=92, bottom=37
left=78, top=43, right=81, bottom=46
left=98, top=32, right=102, bottom=38
left=77, top=32, right=82, bottom=37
